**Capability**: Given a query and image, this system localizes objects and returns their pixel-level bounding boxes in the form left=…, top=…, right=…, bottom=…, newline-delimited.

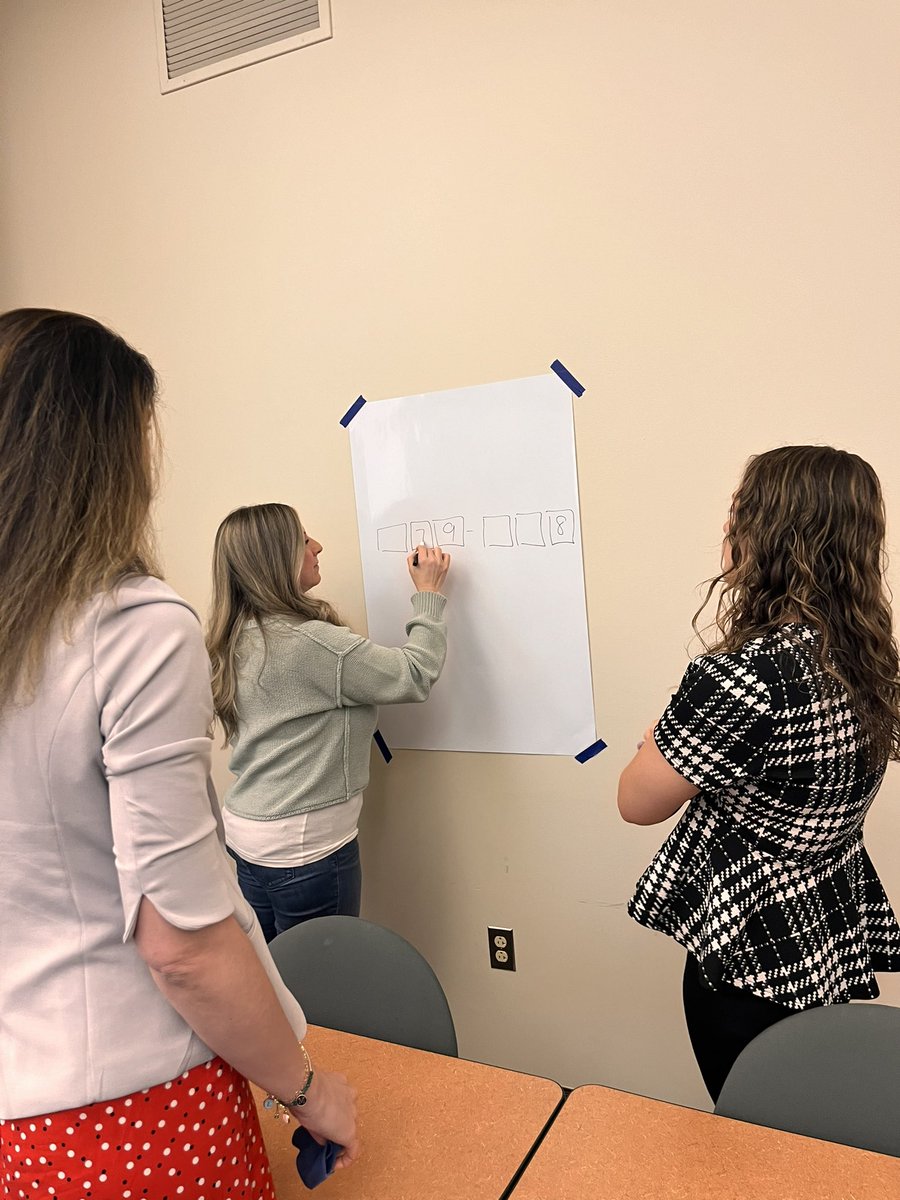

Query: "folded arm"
left=617, top=731, right=699, bottom=825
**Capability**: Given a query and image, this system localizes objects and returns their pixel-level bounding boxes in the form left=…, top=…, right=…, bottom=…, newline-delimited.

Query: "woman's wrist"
left=262, top=1042, right=315, bottom=1122
left=288, top=1070, right=324, bottom=1122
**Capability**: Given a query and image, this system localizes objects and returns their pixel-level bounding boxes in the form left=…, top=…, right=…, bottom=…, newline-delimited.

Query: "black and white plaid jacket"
left=628, top=624, right=900, bottom=1009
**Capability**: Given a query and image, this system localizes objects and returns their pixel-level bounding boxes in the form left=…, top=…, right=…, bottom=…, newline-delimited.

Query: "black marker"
left=412, top=551, right=419, bottom=566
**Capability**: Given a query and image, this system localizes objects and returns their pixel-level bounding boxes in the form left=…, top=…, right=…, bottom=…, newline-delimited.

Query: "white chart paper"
left=348, top=373, right=595, bottom=755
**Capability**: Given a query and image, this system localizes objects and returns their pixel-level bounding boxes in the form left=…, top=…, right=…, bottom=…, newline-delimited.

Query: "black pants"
left=682, top=954, right=795, bottom=1103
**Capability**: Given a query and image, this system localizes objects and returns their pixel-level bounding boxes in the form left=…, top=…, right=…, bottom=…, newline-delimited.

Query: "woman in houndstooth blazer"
left=619, top=446, right=900, bottom=1102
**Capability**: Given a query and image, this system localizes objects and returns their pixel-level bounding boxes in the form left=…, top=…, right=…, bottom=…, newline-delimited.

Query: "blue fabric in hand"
left=291, top=1125, right=341, bottom=1189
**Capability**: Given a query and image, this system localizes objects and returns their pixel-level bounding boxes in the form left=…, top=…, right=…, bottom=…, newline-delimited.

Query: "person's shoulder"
left=111, top=574, right=199, bottom=616
left=694, top=627, right=792, bottom=672
left=750, top=623, right=822, bottom=693
left=692, top=625, right=821, bottom=707
left=685, top=642, right=772, bottom=709
left=297, top=619, right=365, bottom=655
left=99, top=576, right=202, bottom=638
left=243, top=616, right=363, bottom=655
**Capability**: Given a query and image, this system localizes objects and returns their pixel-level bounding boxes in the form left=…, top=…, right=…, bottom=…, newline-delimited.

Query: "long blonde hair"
left=0, top=308, right=159, bottom=711
left=206, top=503, right=342, bottom=741
left=695, top=445, right=900, bottom=763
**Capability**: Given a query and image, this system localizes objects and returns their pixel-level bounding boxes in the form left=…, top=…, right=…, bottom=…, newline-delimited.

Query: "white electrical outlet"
left=487, top=926, right=516, bottom=971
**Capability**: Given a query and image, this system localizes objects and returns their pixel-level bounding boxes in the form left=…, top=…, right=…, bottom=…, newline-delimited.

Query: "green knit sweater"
left=224, top=590, right=447, bottom=820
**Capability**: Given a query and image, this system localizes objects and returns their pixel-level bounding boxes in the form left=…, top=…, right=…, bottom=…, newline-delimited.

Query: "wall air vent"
left=155, top=0, right=332, bottom=93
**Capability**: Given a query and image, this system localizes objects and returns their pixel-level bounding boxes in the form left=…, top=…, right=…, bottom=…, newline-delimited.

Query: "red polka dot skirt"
left=1, top=1057, right=275, bottom=1200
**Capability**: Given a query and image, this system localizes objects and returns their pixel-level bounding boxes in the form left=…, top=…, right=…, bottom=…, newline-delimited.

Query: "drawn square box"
left=547, top=509, right=575, bottom=545
left=410, top=521, right=434, bottom=548
left=432, top=516, right=465, bottom=547
left=483, top=515, right=514, bottom=547
left=515, top=512, right=545, bottom=547
left=377, top=523, right=408, bottom=553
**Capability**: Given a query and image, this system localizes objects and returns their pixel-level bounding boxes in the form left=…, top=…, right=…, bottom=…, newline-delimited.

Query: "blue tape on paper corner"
left=340, top=395, right=367, bottom=428
left=550, top=359, right=586, bottom=398
left=575, top=737, right=607, bottom=764
left=373, top=729, right=393, bottom=764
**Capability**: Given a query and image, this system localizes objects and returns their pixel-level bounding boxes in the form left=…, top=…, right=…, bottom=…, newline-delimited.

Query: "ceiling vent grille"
left=155, top=0, right=332, bottom=93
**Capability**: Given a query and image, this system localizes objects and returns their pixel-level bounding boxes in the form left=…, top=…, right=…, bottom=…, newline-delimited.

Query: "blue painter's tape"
left=340, top=395, right=367, bottom=427
left=373, top=728, right=393, bottom=764
left=575, top=737, right=607, bottom=764
left=550, top=359, right=586, bottom=398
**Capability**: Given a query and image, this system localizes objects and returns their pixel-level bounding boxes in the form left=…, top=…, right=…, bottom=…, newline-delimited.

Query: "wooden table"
left=253, top=1025, right=563, bottom=1199
left=510, top=1084, right=900, bottom=1200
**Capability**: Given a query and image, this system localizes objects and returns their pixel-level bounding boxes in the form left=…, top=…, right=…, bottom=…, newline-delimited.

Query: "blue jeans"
left=229, top=837, right=362, bottom=944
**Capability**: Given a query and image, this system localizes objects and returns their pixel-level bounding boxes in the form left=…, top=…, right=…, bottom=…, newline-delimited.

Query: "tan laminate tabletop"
left=253, top=1024, right=563, bottom=1199
left=510, top=1083, right=900, bottom=1200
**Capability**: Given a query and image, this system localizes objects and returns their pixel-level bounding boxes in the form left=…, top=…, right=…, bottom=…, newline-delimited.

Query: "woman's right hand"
left=290, top=1068, right=359, bottom=1168
left=407, top=544, right=451, bottom=593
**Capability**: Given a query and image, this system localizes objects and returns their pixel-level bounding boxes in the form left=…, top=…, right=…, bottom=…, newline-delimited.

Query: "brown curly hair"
left=695, top=445, right=900, bottom=764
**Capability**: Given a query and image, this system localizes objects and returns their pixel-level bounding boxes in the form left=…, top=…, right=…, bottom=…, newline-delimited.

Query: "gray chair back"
left=715, top=1002, right=900, bottom=1157
left=269, top=915, right=458, bottom=1057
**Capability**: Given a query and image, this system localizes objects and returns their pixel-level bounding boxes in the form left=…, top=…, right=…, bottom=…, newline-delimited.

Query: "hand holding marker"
left=408, top=544, right=451, bottom=593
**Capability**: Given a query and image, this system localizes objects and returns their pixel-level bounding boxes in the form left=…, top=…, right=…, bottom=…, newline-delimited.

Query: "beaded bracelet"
left=262, top=1042, right=315, bottom=1123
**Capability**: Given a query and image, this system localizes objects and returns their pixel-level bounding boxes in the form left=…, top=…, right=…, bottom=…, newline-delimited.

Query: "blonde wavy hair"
left=206, top=503, right=342, bottom=742
left=695, top=445, right=900, bottom=764
left=0, top=308, right=159, bottom=712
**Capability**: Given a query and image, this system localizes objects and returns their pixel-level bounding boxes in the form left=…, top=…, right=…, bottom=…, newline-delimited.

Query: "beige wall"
left=3, top=0, right=900, bottom=1109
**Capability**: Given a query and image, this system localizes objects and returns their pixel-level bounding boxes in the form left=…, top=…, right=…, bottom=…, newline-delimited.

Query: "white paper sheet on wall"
left=348, top=372, right=596, bottom=755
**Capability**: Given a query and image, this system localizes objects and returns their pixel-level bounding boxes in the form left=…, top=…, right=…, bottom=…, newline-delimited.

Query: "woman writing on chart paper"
left=206, top=504, right=449, bottom=941
left=619, top=446, right=900, bottom=1102
left=0, top=310, right=357, bottom=1198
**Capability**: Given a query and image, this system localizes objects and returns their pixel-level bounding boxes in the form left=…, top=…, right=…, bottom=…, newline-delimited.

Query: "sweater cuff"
left=410, top=591, right=447, bottom=618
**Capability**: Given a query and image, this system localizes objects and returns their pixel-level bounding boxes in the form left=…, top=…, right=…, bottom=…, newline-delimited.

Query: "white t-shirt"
left=224, top=792, right=363, bottom=867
